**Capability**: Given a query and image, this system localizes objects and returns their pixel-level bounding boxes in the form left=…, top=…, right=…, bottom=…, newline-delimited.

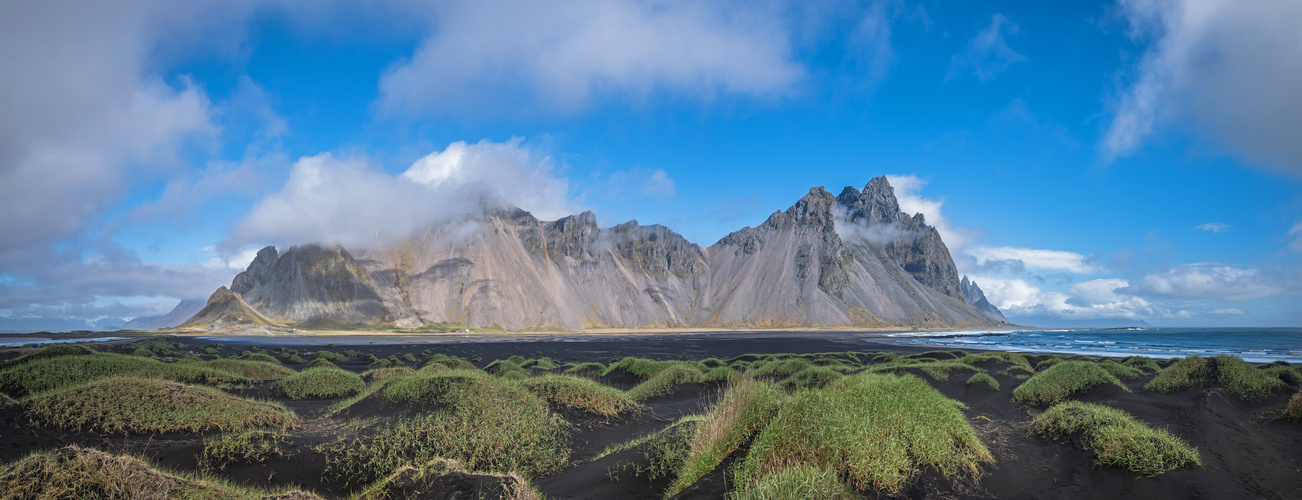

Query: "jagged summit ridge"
left=961, top=276, right=1008, bottom=324
left=182, top=176, right=1005, bottom=330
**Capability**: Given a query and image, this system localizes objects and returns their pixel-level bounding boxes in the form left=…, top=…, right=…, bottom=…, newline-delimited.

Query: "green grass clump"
left=1012, top=361, right=1129, bottom=407
left=1282, top=391, right=1302, bottom=421
left=350, top=459, right=541, bottom=500
left=198, top=359, right=295, bottom=381
left=362, top=367, right=415, bottom=384
left=666, top=379, right=785, bottom=497
left=603, top=357, right=702, bottom=378
left=737, top=373, right=992, bottom=496
left=423, top=357, right=477, bottom=371
left=26, top=377, right=296, bottom=434
left=626, top=365, right=702, bottom=402
left=0, top=344, right=97, bottom=369
left=305, top=358, right=338, bottom=370
left=1097, top=360, right=1144, bottom=380
left=277, top=367, right=365, bottom=400
left=783, top=366, right=841, bottom=389
left=325, top=370, right=569, bottom=485
left=1121, top=356, right=1161, bottom=373
left=1030, top=401, right=1201, bottom=476
left=1143, top=356, right=1211, bottom=393
left=313, top=349, right=348, bottom=362
left=870, top=360, right=978, bottom=382
left=198, top=428, right=287, bottom=472
left=1144, top=355, right=1284, bottom=401
left=521, top=374, right=638, bottom=418
left=0, top=445, right=306, bottom=499
left=729, top=466, right=855, bottom=500
left=701, top=366, right=738, bottom=384
left=486, top=359, right=528, bottom=377
left=521, top=357, right=559, bottom=370
left=966, top=373, right=1000, bottom=391
left=0, top=353, right=249, bottom=397
left=1213, top=355, right=1285, bottom=401
left=561, top=362, right=605, bottom=377
left=960, top=352, right=1031, bottom=369
left=748, top=358, right=811, bottom=379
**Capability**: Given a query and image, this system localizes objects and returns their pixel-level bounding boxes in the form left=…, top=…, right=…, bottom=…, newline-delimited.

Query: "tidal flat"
left=0, top=333, right=1299, bottom=499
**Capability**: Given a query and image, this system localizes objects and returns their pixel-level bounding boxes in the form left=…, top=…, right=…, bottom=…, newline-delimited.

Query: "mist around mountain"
left=179, top=177, right=1008, bottom=331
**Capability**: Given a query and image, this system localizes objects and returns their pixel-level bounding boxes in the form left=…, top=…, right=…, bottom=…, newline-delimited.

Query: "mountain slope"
left=181, top=177, right=1004, bottom=330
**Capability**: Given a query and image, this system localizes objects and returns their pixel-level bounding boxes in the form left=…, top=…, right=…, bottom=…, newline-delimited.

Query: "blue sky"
left=2, top=0, right=1300, bottom=330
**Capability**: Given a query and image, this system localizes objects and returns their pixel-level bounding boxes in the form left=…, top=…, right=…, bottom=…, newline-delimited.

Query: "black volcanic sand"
left=1, top=332, right=1300, bottom=499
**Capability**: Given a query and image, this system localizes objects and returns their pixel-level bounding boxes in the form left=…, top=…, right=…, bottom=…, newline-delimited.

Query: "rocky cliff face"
left=182, top=176, right=1004, bottom=330
left=960, top=276, right=1008, bottom=324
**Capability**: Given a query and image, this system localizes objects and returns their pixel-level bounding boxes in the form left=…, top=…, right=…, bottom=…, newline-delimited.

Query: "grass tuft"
left=1030, top=401, right=1201, bottom=476
left=277, top=367, right=365, bottom=400
left=0, top=344, right=97, bottom=369
left=783, top=366, right=842, bottom=389
left=1012, top=361, right=1129, bottom=407
left=26, top=377, right=296, bottom=434
left=737, top=373, right=992, bottom=496
left=362, top=367, right=415, bottom=384
left=1282, top=390, right=1302, bottom=421
left=1144, top=355, right=1285, bottom=401
left=626, top=365, right=702, bottom=402
left=198, top=428, right=287, bottom=472
left=0, top=353, right=250, bottom=398
left=966, top=373, right=1000, bottom=391
left=1121, top=356, right=1161, bottom=373
left=198, top=358, right=295, bottom=381
left=520, top=374, right=638, bottom=418
left=1097, top=360, right=1144, bottom=380
left=729, top=466, right=855, bottom=500
left=665, top=379, right=785, bottom=497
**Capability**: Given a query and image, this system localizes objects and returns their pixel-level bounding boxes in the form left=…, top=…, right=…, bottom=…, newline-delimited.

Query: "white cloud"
left=641, top=169, right=676, bottom=198
left=377, top=0, right=804, bottom=117
left=1209, top=308, right=1245, bottom=316
left=968, top=246, right=1096, bottom=274
left=1132, top=264, right=1291, bottom=302
left=225, top=139, right=578, bottom=252
left=945, top=13, right=1026, bottom=82
left=885, top=175, right=979, bottom=252
left=1288, top=222, right=1302, bottom=253
left=1194, top=222, right=1231, bottom=233
left=974, top=276, right=1155, bottom=321
left=1102, top=0, right=1302, bottom=175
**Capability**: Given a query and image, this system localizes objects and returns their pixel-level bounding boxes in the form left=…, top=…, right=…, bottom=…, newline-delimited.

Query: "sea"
left=886, top=327, right=1302, bottom=364
left=0, top=336, right=129, bottom=348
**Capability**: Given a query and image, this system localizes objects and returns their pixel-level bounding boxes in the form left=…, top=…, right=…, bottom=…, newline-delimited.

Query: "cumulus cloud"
left=1102, top=0, right=1302, bottom=175
left=1209, top=308, right=1245, bottom=316
left=641, top=169, right=676, bottom=198
left=1131, top=263, right=1294, bottom=301
left=1194, top=222, right=1231, bottom=233
left=1288, top=222, right=1302, bottom=253
left=974, top=276, right=1155, bottom=321
left=945, top=13, right=1026, bottom=82
left=377, top=0, right=804, bottom=117
left=967, top=246, right=1097, bottom=274
left=225, top=139, right=578, bottom=252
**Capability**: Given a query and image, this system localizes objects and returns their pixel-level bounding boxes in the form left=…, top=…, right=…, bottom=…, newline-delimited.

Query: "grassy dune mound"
left=730, top=466, right=855, bottom=500
left=626, top=365, right=702, bottom=402
left=0, top=353, right=249, bottom=397
left=352, top=459, right=541, bottom=500
left=27, top=377, right=297, bottom=434
left=869, top=359, right=980, bottom=382
left=277, top=367, right=365, bottom=400
left=1145, top=355, right=1286, bottom=401
left=1012, top=361, right=1129, bottom=407
left=0, top=445, right=313, bottom=499
left=0, top=344, right=97, bottom=369
left=1030, top=401, right=1202, bottom=476
left=324, top=370, right=569, bottom=485
left=737, top=373, right=992, bottom=496
left=199, top=359, right=296, bottom=381
left=1283, top=391, right=1302, bottom=421
left=666, top=379, right=785, bottom=497
left=520, top=374, right=638, bottom=418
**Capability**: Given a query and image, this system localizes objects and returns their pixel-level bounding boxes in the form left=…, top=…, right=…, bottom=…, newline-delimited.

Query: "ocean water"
left=0, top=336, right=129, bottom=348
left=885, top=328, right=1302, bottom=363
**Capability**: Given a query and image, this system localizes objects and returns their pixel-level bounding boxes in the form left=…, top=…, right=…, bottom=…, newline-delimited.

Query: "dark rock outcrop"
left=960, top=276, right=1008, bottom=323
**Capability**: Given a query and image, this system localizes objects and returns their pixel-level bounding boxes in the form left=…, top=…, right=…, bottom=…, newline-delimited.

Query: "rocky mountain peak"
left=960, top=275, right=1008, bottom=323
left=836, top=176, right=903, bottom=226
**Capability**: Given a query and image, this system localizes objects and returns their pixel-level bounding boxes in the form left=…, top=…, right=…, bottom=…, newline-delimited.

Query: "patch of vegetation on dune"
left=0, top=353, right=250, bottom=398
left=626, top=365, right=702, bottom=402
left=1096, top=360, right=1144, bottom=380
left=421, top=355, right=477, bottom=372
left=277, top=367, right=365, bottom=400
left=26, top=377, right=296, bottom=434
left=0, top=344, right=97, bottom=369
left=560, top=362, right=606, bottom=377
left=362, top=367, right=415, bottom=384
left=745, top=358, right=812, bottom=379
left=1144, top=355, right=1285, bottom=401
left=966, top=373, right=999, bottom=390
left=351, top=459, right=542, bottom=500
left=323, top=370, right=569, bottom=485
left=960, top=352, right=1031, bottom=369
left=520, top=374, right=638, bottom=418
left=1121, top=356, right=1161, bottom=373
left=198, top=428, right=288, bottom=473
left=602, top=357, right=705, bottom=378
left=736, top=373, right=992, bottom=496
left=1012, top=361, right=1129, bottom=407
left=782, top=366, right=842, bottom=389
left=665, top=379, right=785, bottom=497
left=1282, top=391, right=1302, bottom=421
left=869, top=359, right=980, bottom=382
left=237, top=351, right=282, bottom=364
left=197, top=359, right=296, bottom=381
left=729, top=466, right=855, bottom=500
left=1030, top=401, right=1202, bottom=476
left=0, top=445, right=316, bottom=499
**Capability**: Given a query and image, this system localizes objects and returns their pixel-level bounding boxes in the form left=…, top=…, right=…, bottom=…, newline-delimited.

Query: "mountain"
left=178, top=176, right=1005, bottom=331
left=960, top=276, right=1009, bottom=324
left=122, top=300, right=206, bottom=330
